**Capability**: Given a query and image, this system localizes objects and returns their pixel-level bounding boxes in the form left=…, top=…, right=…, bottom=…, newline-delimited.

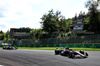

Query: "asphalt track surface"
left=0, top=49, right=100, bottom=66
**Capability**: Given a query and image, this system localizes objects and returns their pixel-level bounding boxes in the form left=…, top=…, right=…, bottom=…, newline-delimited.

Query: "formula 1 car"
left=3, top=46, right=18, bottom=50
left=55, top=47, right=88, bottom=58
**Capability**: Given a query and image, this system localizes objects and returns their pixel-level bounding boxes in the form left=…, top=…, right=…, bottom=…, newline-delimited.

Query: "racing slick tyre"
left=68, top=52, right=75, bottom=58
left=80, top=50, right=84, bottom=54
left=85, top=52, right=88, bottom=56
left=80, top=50, right=88, bottom=58
left=55, top=50, right=60, bottom=55
left=84, top=52, right=89, bottom=57
left=81, top=52, right=89, bottom=58
left=3, top=46, right=6, bottom=50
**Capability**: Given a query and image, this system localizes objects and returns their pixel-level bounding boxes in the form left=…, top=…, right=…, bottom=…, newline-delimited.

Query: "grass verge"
left=18, top=47, right=100, bottom=51
left=0, top=47, right=100, bottom=51
left=18, top=47, right=57, bottom=50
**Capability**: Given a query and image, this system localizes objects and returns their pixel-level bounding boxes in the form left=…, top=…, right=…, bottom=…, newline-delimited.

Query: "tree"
left=40, top=9, right=60, bottom=33
left=30, top=29, right=43, bottom=39
left=0, top=34, right=4, bottom=40
left=0, top=30, right=3, bottom=34
left=61, top=19, right=69, bottom=31
left=84, top=0, right=100, bottom=32
left=0, top=30, right=4, bottom=40
left=3, top=30, right=10, bottom=41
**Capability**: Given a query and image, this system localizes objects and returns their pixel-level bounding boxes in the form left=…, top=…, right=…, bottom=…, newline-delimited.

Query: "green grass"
left=70, top=48, right=100, bottom=51
left=0, top=47, right=100, bottom=51
left=18, top=47, right=57, bottom=50
left=18, top=47, right=100, bottom=51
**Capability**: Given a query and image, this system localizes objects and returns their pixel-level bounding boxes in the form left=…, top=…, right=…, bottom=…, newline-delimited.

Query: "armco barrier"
left=18, top=43, right=100, bottom=48
left=59, top=43, right=100, bottom=48
left=1, top=44, right=100, bottom=48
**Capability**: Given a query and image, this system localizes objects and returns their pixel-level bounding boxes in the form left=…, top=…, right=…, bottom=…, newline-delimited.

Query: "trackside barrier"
left=0, top=44, right=59, bottom=47
left=59, top=44, right=100, bottom=48
left=1, top=44, right=100, bottom=48
left=11, top=34, right=100, bottom=45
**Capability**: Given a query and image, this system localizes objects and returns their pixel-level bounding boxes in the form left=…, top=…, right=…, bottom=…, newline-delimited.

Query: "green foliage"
left=0, top=34, right=4, bottom=40
left=39, top=9, right=73, bottom=38
left=67, top=31, right=77, bottom=36
left=3, top=31, right=10, bottom=41
left=84, top=0, right=100, bottom=32
left=40, top=9, right=60, bottom=33
left=0, top=30, right=3, bottom=34
left=30, top=29, right=43, bottom=39
left=61, top=19, right=68, bottom=31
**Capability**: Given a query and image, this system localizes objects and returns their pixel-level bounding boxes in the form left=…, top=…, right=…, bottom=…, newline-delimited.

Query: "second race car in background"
left=3, top=46, right=18, bottom=50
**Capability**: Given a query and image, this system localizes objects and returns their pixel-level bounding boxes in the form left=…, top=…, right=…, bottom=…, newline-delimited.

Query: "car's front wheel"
left=68, top=52, right=75, bottom=58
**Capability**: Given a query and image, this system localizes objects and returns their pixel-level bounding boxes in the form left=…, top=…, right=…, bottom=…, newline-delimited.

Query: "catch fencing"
left=1, top=34, right=100, bottom=48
